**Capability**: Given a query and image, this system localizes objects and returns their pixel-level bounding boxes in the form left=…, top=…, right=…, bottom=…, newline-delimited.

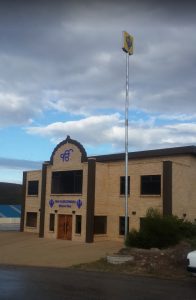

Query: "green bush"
left=177, top=219, right=196, bottom=238
left=126, top=208, right=196, bottom=249
left=125, top=229, right=141, bottom=248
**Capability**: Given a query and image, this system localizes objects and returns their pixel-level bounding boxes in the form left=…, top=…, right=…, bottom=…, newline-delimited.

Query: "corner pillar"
left=86, top=158, right=96, bottom=243
left=39, top=163, right=48, bottom=237
left=163, top=161, right=172, bottom=216
left=20, top=171, right=27, bottom=232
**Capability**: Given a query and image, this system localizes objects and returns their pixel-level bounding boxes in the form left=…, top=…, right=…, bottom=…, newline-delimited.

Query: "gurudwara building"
left=20, top=136, right=196, bottom=242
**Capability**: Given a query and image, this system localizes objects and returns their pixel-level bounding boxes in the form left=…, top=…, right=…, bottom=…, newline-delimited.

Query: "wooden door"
left=58, top=215, right=72, bottom=240
left=65, top=215, right=72, bottom=240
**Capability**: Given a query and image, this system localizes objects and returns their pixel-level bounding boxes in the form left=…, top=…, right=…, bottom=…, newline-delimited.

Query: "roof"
left=44, top=136, right=196, bottom=165
left=0, top=205, right=21, bottom=218
left=90, top=145, right=196, bottom=163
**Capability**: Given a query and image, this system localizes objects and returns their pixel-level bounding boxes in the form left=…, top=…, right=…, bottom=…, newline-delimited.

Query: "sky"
left=0, top=0, right=196, bottom=184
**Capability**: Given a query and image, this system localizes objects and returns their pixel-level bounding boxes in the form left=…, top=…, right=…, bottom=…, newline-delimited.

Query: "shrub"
left=126, top=208, right=196, bottom=249
left=125, top=229, right=141, bottom=248
left=177, top=219, right=196, bottom=239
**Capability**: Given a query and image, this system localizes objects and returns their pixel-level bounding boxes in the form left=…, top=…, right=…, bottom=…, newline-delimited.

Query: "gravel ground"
left=73, top=241, right=193, bottom=279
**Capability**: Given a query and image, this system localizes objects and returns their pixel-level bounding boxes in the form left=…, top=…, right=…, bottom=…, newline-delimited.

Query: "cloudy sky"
left=0, top=0, right=196, bottom=183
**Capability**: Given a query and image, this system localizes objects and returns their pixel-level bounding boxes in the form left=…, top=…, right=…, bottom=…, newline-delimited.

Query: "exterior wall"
left=172, top=156, right=196, bottom=221
left=94, top=158, right=163, bottom=241
left=24, top=170, right=42, bottom=233
left=93, top=162, right=109, bottom=241
left=187, top=157, right=196, bottom=221
left=22, top=138, right=196, bottom=243
left=43, top=142, right=88, bottom=242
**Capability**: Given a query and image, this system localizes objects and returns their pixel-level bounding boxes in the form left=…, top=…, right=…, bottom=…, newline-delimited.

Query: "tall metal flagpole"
left=125, top=51, right=129, bottom=239
left=122, top=31, right=133, bottom=240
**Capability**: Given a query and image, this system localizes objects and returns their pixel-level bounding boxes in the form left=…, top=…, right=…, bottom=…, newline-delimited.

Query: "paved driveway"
left=0, top=232, right=123, bottom=268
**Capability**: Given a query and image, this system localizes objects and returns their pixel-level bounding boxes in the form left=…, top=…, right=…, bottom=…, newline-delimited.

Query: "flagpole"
left=125, top=51, right=129, bottom=240
left=122, top=31, right=133, bottom=241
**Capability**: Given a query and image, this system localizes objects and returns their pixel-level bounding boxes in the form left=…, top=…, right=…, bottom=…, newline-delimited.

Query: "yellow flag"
left=122, top=31, right=133, bottom=55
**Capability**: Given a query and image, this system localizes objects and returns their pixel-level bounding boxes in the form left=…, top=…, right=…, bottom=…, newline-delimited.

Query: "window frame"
left=27, top=180, right=39, bottom=196
left=120, top=176, right=130, bottom=195
left=94, top=216, right=107, bottom=235
left=26, top=212, right=37, bottom=228
left=140, top=175, right=161, bottom=196
left=119, top=216, right=129, bottom=235
left=51, top=170, right=83, bottom=194
left=75, top=215, right=82, bottom=234
left=49, top=213, right=55, bottom=232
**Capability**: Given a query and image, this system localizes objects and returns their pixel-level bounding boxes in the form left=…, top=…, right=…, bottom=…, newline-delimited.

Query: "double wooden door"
left=58, top=214, right=72, bottom=240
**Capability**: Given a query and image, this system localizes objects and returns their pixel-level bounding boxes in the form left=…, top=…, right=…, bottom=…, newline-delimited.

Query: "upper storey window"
left=141, top=175, right=161, bottom=195
left=120, top=176, right=130, bottom=195
left=27, top=180, right=39, bottom=196
left=51, top=170, right=83, bottom=194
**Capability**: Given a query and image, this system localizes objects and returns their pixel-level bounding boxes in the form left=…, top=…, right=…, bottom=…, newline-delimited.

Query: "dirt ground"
left=73, top=241, right=193, bottom=279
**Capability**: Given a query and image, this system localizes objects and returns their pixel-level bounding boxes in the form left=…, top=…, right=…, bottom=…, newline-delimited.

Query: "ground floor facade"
left=20, top=136, right=196, bottom=242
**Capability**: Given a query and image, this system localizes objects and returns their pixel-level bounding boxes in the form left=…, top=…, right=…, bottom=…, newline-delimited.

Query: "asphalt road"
left=0, top=266, right=196, bottom=300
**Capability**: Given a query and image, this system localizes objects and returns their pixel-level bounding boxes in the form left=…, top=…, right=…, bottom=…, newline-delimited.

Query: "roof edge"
left=91, top=145, right=196, bottom=162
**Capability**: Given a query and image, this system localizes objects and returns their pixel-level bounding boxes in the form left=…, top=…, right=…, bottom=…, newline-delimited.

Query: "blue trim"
left=0, top=205, right=21, bottom=218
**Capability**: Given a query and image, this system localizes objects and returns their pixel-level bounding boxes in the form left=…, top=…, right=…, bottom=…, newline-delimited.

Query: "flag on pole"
left=122, top=31, right=133, bottom=55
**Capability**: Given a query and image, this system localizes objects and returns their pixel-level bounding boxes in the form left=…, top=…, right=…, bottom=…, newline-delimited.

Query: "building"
left=0, top=205, right=21, bottom=231
left=0, top=182, right=22, bottom=231
left=20, top=136, right=196, bottom=242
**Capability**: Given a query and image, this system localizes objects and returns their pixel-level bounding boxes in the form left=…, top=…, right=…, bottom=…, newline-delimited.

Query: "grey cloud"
left=26, top=114, right=196, bottom=153
left=0, top=157, right=42, bottom=170
left=0, top=0, right=195, bottom=127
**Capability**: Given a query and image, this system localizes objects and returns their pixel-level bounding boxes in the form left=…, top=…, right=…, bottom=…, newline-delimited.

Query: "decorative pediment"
left=50, top=136, right=87, bottom=165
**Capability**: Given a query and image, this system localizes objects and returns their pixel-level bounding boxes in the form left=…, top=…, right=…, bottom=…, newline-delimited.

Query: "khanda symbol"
left=122, top=31, right=133, bottom=55
left=126, top=35, right=132, bottom=50
left=60, top=149, right=73, bottom=162
left=76, top=199, right=82, bottom=209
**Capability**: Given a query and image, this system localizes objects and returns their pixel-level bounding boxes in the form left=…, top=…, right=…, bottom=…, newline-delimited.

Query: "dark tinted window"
left=120, top=176, right=130, bottom=195
left=141, top=175, right=161, bottom=195
left=28, top=181, right=39, bottom=196
left=26, top=212, right=37, bottom=227
left=75, top=215, right=82, bottom=234
left=49, top=214, right=55, bottom=231
left=119, top=216, right=129, bottom=235
left=94, top=216, right=107, bottom=234
left=51, top=170, right=83, bottom=194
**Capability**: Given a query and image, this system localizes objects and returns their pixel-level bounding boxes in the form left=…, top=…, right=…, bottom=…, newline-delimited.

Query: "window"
left=75, top=215, right=82, bottom=234
left=94, top=216, right=107, bottom=234
left=141, top=175, right=161, bottom=195
left=119, top=216, right=129, bottom=235
left=51, top=170, right=83, bottom=194
left=27, top=180, right=39, bottom=196
left=120, top=176, right=130, bottom=195
left=49, top=214, right=55, bottom=231
left=26, top=212, right=37, bottom=227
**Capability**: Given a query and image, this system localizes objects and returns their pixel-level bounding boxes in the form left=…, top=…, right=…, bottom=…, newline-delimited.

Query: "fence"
left=0, top=217, right=20, bottom=231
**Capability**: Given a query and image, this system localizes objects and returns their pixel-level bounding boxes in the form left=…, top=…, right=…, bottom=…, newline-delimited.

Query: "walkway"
left=0, top=232, right=123, bottom=268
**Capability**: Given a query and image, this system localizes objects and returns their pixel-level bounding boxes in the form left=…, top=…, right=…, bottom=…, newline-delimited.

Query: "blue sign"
left=49, top=199, right=83, bottom=209
left=76, top=199, right=82, bottom=209
left=49, top=199, right=55, bottom=208
left=60, top=149, right=73, bottom=162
